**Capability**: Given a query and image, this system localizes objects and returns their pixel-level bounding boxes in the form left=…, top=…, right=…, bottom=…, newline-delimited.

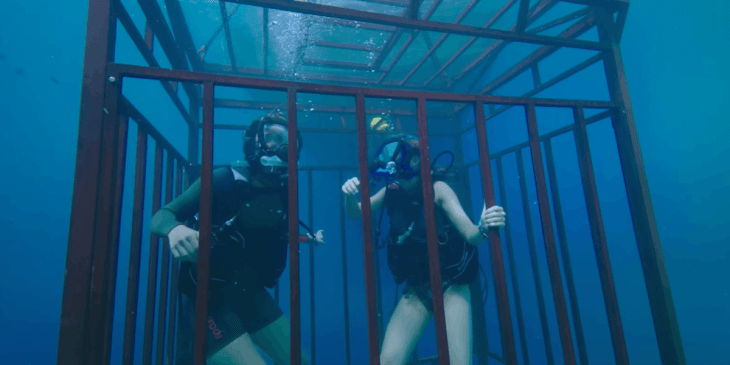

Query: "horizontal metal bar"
left=111, top=63, right=618, bottom=108
left=212, top=98, right=451, bottom=117
left=321, top=18, right=396, bottom=32
left=208, top=123, right=453, bottom=136
left=302, top=58, right=374, bottom=70
left=224, top=0, right=609, bottom=50
left=203, top=164, right=360, bottom=171
left=119, top=96, right=190, bottom=165
left=313, top=40, right=383, bottom=52
left=561, top=0, right=627, bottom=9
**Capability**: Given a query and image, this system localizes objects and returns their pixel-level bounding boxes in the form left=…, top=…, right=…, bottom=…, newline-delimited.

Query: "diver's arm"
left=345, top=187, right=386, bottom=219
left=150, top=167, right=233, bottom=236
left=434, top=181, right=484, bottom=246
left=151, top=179, right=202, bottom=236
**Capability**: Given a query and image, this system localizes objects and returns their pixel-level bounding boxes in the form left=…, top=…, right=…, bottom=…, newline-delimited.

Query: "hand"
left=314, top=230, right=325, bottom=245
left=168, top=225, right=199, bottom=262
left=480, top=204, right=506, bottom=229
left=341, top=177, right=360, bottom=195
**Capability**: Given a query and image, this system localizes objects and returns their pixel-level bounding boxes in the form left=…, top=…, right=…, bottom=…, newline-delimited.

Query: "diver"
left=150, top=111, right=323, bottom=365
left=341, top=134, right=506, bottom=365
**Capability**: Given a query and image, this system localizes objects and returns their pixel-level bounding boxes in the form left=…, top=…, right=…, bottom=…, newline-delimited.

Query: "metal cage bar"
left=474, top=102, right=518, bottom=365
left=495, top=156, right=530, bottom=365
left=154, top=154, right=176, bottom=365
left=525, top=104, right=576, bottom=365
left=288, top=87, right=303, bottom=365
left=515, top=147, right=555, bottom=365
left=417, top=97, right=451, bottom=365
left=339, top=169, right=353, bottom=365
left=572, top=106, right=629, bottom=365
left=86, top=57, right=124, bottom=365
left=101, top=114, right=130, bottom=365
left=141, top=143, right=163, bottom=365
left=596, top=9, right=685, bottom=365
left=55, top=0, right=116, bottom=361
left=193, top=82, right=215, bottom=365
left=543, top=138, right=589, bottom=365
left=355, top=93, right=381, bottom=365
left=308, top=170, right=317, bottom=365
left=166, top=163, right=185, bottom=365
left=122, top=127, right=149, bottom=365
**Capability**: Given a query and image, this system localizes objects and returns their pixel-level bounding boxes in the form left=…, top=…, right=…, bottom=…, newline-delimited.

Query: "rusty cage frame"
left=56, top=0, right=686, bottom=364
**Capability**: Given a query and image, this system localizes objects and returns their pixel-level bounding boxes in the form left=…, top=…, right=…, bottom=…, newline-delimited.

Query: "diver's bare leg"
left=250, top=316, right=310, bottom=365
left=380, top=291, right=432, bottom=365
left=208, top=333, right=267, bottom=365
left=443, top=284, right=473, bottom=365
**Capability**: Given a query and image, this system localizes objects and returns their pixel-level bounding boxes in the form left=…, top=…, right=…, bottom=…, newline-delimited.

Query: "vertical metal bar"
left=596, top=9, right=685, bottom=365
left=355, top=93, right=381, bottom=365
left=408, top=0, right=421, bottom=19
left=155, top=155, right=175, bottom=365
left=473, top=101, right=518, bottom=365
left=188, top=97, right=200, bottom=184
left=142, top=143, right=164, bottom=365
left=516, top=0, right=531, bottom=31
left=122, top=128, right=149, bottom=365
left=86, top=71, right=123, bottom=365
left=515, top=147, right=554, bottom=365
left=572, top=107, right=629, bottom=365
left=531, top=66, right=541, bottom=89
left=288, top=87, right=303, bottom=365
left=101, top=114, right=130, bottom=365
left=166, top=163, right=185, bottom=365
left=339, top=169, right=353, bottom=365
left=543, top=138, right=589, bottom=365
left=525, top=104, right=576, bottom=365
left=145, top=22, right=154, bottom=51
left=496, top=156, right=530, bottom=365
left=219, top=1, right=238, bottom=72
left=469, top=277, right=490, bottom=365
left=56, top=0, right=114, bottom=360
left=193, top=82, right=215, bottom=365
left=263, top=8, right=269, bottom=75
left=374, top=226, right=385, bottom=348
left=416, top=97, right=450, bottom=365
left=308, top=170, right=317, bottom=365
left=453, top=114, right=488, bottom=365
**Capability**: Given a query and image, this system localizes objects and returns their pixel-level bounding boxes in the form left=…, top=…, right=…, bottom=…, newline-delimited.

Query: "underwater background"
left=0, top=0, right=727, bottom=364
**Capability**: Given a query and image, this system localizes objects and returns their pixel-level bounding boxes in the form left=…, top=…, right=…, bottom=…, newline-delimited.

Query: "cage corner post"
left=595, top=7, right=686, bottom=365
left=56, top=0, right=119, bottom=363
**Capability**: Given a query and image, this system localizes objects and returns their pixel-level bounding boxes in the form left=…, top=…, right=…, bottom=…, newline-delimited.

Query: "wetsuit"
left=384, top=183, right=479, bottom=311
left=151, top=161, right=291, bottom=362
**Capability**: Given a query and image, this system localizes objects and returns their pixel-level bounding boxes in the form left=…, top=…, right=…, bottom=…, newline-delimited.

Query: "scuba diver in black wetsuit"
left=150, top=111, right=323, bottom=365
left=341, top=134, right=506, bottom=365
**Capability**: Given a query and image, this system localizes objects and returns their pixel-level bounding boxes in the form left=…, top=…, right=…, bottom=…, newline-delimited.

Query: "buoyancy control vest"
left=384, top=183, right=479, bottom=287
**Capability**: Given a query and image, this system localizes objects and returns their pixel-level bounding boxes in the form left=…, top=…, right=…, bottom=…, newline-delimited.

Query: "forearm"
left=460, top=222, right=486, bottom=246
left=150, top=208, right=184, bottom=237
left=345, top=195, right=361, bottom=219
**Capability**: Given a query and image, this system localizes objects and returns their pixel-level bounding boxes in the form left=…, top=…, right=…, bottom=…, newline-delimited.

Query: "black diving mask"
left=370, top=136, right=421, bottom=180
